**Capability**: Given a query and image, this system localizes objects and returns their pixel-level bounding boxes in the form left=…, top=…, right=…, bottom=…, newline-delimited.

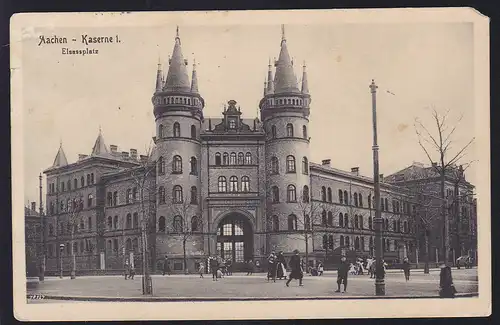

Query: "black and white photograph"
left=11, top=9, right=490, bottom=321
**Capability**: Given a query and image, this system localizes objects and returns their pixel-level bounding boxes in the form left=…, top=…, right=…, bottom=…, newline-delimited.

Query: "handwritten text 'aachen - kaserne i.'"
left=37, top=34, right=122, bottom=56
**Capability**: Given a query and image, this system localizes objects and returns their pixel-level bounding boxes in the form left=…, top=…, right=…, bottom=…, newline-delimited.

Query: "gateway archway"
left=216, top=213, right=253, bottom=264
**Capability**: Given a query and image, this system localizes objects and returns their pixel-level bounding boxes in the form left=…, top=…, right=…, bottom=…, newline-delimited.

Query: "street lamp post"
left=59, top=243, right=65, bottom=279
left=370, top=79, right=385, bottom=296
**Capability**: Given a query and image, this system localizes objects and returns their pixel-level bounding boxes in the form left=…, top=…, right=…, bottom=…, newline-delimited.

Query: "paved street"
left=27, top=268, right=478, bottom=302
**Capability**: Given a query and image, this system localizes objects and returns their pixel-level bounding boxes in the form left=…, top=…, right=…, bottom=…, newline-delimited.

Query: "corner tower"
left=152, top=27, right=204, bottom=262
left=259, top=25, right=312, bottom=255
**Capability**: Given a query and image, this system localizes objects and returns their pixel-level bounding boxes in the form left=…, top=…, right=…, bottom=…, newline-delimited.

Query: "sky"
left=21, top=21, right=476, bottom=205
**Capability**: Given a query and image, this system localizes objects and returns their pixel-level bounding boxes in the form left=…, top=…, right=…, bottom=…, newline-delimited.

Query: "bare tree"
left=414, top=108, right=475, bottom=263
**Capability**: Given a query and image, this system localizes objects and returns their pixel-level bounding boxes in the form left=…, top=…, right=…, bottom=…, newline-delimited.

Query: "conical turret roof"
left=274, top=25, right=300, bottom=94
left=155, top=58, right=163, bottom=92
left=191, top=59, right=199, bottom=93
left=163, top=27, right=191, bottom=93
left=301, top=62, right=309, bottom=94
left=52, top=142, right=68, bottom=168
left=266, top=58, right=274, bottom=94
left=91, top=128, right=110, bottom=157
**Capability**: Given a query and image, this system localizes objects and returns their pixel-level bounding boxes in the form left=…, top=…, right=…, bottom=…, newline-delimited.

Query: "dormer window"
left=229, top=118, right=236, bottom=129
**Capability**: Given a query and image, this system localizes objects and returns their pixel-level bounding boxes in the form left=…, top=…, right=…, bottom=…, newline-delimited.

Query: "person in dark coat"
left=209, top=256, right=219, bottom=281
left=402, top=257, right=411, bottom=281
left=162, top=255, right=171, bottom=276
left=439, top=264, right=456, bottom=298
left=267, top=251, right=277, bottom=282
left=286, top=250, right=303, bottom=287
left=336, top=256, right=349, bottom=293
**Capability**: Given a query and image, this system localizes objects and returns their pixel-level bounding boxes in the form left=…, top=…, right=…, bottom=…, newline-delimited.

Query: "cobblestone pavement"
left=27, top=268, right=478, bottom=301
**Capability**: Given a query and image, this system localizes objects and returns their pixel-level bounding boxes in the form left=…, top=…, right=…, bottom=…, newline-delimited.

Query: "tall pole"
left=39, top=173, right=45, bottom=281
left=370, top=79, right=385, bottom=295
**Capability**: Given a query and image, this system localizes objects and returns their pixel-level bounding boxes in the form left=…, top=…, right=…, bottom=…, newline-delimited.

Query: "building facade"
left=36, top=26, right=474, bottom=275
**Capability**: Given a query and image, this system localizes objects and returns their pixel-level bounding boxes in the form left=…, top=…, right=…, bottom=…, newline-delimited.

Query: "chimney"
left=121, top=151, right=129, bottom=160
left=379, top=174, right=384, bottom=182
left=140, top=155, right=148, bottom=164
left=110, top=145, right=118, bottom=153
left=78, top=154, right=88, bottom=161
left=31, top=202, right=36, bottom=213
left=322, top=159, right=331, bottom=166
left=351, top=167, right=359, bottom=176
left=130, top=149, right=138, bottom=160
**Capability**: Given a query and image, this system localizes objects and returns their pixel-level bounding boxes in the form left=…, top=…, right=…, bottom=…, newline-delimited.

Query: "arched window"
left=107, top=216, right=112, bottom=230
left=173, top=215, right=183, bottom=232
left=355, top=237, right=360, bottom=250
left=327, top=188, right=332, bottom=202
left=344, top=213, right=349, bottom=228
left=286, top=123, right=294, bottom=137
left=218, top=176, right=227, bottom=192
left=245, top=152, right=252, bottom=165
left=215, top=152, right=221, bottom=166
left=159, top=124, right=164, bottom=138
left=271, top=156, right=279, bottom=174
left=345, top=236, right=350, bottom=248
left=229, top=176, right=238, bottom=192
left=133, top=213, right=138, bottom=228
left=132, top=238, right=138, bottom=253
left=322, top=210, right=327, bottom=226
left=339, top=190, right=343, bottom=204
left=272, top=215, right=279, bottom=231
left=241, top=176, right=250, bottom=192
left=359, top=215, right=364, bottom=229
left=126, top=238, right=132, bottom=251
left=74, top=178, right=78, bottom=189
left=172, top=155, right=182, bottom=173
left=302, top=125, right=308, bottom=139
left=344, top=190, right=349, bottom=205
left=86, top=174, right=91, bottom=186
left=287, top=185, right=296, bottom=202
left=87, top=194, right=93, bottom=207
left=191, top=125, right=197, bottom=139
left=271, top=186, right=279, bottom=203
left=302, top=157, right=309, bottom=175
left=361, top=237, right=365, bottom=251
left=158, top=156, right=165, bottom=174
left=132, top=187, right=137, bottom=201
left=271, top=125, right=277, bottom=139
left=328, top=235, right=334, bottom=249
left=321, top=186, right=327, bottom=202
left=238, top=152, right=244, bottom=165
left=158, top=186, right=165, bottom=204
left=222, top=153, right=229, bottom=165
left=191, top=216, right=199, bottom=232
left=355, top=215, right=359, bottom=228
left=126, top=189, right=131, bottom=203
left=368, top=194, right=372, bottom=208
left=173, top=122, right=181, bottom=137
left=359, top=194, right=363, bottom=207
left=404, top=221, right=408, bottom=233
left=392, top=220, right=397, bottom=232
left=113, top=215, right=118, bottom=229
left=190, top=186, right=198, bottom=204
left=328, top=211, right=333, bottom=226
left=158, top=216, right=165, bottom=232
left=288, top=214, right=297, bottom=231
left=190, top=157, right=197, bottom=175
left=322, top=235, right=328, bottom=249
left=229, top=152, right=237, bottom=165
left=286, top=155, right=296, bottom=173
left=339, top=213, right=344, bottom=227
left=80, top=176, right=85, bottom=187
left=67, top=180, right=71, bottom=191
left=354, top=193, right=358, bottom=207
left=126, top=213, right=132, bottom=228
left=340, top=235, right=345, bottom=247
left=302, top=185, right=309, bottom=203
left=173, top=185, right=183, bottom=203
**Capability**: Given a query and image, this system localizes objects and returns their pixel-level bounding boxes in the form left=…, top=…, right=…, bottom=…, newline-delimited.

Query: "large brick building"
left=37, top=26, right=473, bottom=275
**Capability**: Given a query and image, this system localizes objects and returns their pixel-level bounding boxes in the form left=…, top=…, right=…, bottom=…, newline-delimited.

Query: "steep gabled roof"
left=52, top=144, right=68, bottom=168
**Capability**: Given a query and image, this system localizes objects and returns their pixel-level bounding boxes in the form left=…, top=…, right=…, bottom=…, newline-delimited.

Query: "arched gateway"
left=216, top=213, right=254, bottom=266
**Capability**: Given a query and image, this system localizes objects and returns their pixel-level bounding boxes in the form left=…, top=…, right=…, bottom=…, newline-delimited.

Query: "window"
left=222, top=153, right=229, bottom=165
left=230, top=152, right=237, bottom=165
left=133, top=213, right=139, bottom=228
left=271, top=125, right=277, bottom=139
left=339, top=190, right=343, bottom=204
left=355, top=237, right=360, bottom=250
left=126, top=238, right=132, bottom=251
left=191, top=216, right=199, bottom=232
left=190, top=186, right=198, bottom=204
left=172, top=155, right=182, bottom=173
left=81, top=176, right=85, bottom=187
left=286, top=155, right=296, bottom=173
left=158, top=186, right=165, bottom=204
left=344, top=214, right=349, bottom=228
left=245, top=152, right=252, bottom=165
left=190, top=157, right=198, bottom=175
left=113, top=192, right=118, bottom=206
left=73, top=242, right=78, bottom=253
left=107, top=240, right=112, bottom=252
left=173, top=216, right=183, bottom=232
left=241, top=176, right=250, bottom=192
left=327, top=188, right=332, bottom=202
left=328, top=211, right=333, bottom=226
left=345, top=236, right=350, bottom=248
left=67, top=180, right=71, bottom=191
left=344, top=190, right=349, bottom=205
left=328, top=235, right=334, bottom=250
left=404, top=221, right=408, bottom=233
left=80, top=220, right=84, bottom=230
left=229, top=176, right=238, bottom=192
left=91, top=173, right=94, bottom=184
left=113, top=215, right=118, bottom=229
left=339, top=213, right=344, bottom=227
left=359, top=215, right=364, bottom=229
left=132, top=238, right=138, bottom=253
left=132, top=187, right=137, bottom=201
left=159, top=124, right=164, bottom=138
left=173, top=185, right=183, bottom=203
left=74, top=178, right=78, bottom=189
left=61, top=181, right=65, bottom=192
left=340, top=235, right=345, bottom=247
left=113, top=239, right=118, bottom=252
left=322, top=210, right=327, bottom=226
left=287, top=185, right=297, bottom=202
left=302, top=185, right=309, bottom=203
left=126, top=189, right=131, bottom=203
left=322, top=235, right=328, bottom=249
left=272, top=215, right=279, bottom=231
left=158, top=216, right=166, bottom=232
left=215, top=152, right=221, bottom=166
left=361, top=237, right=365, bottom=251
left=302, top=157, right=309, bottom=174
left=355, top=215, right=359, bottom=228
left=218, top=176, right=227, bottom=193
left=173, top=122, right=181, bottom=137
left=271, top=186, right=279, bottom=203
left=271, top=156, right=279, bottom=174
left=87, top=175, right=91, bottom=186
left=286, top=123, right=294, bottom=137
left=359, top=194, right=363, bottom=207
left=238, top=152, right=244, bottom=165
left=48, top=224, right=54, bottom=236
left=385, top=198, right=389, bottom=211
left=354, top=193, right=358, bottom=207
left=157, top=156, right=165, bottom=174
left=368, top=194, right=372, bottom=209
left=302, top=125, right=308, bottom=139
left=229, top=118, right=236, bottom=129
left=126, top=213, right=132, bottom=228
left=288, top=214, right=297, bottom=230
left=191, top=125, right=196, bottom=139
left=321, top=186, right=326, bottom=202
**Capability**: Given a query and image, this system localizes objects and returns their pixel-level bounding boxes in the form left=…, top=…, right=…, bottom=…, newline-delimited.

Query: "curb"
left=28, top=292, right=478, bottom=302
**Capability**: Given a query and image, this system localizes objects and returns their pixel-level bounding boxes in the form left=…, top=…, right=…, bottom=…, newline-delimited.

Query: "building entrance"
left=216, top=214, right=253, bottom=266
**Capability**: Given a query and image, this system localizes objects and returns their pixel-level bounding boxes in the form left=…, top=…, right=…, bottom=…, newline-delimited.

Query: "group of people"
left=123, top=259, right=135, bottom=280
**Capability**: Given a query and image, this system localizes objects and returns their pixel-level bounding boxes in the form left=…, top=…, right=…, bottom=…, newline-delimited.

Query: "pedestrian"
left=124, top=259, right=130, bottom=280
left=318, top=262, right=324, bottom=276
left=162, top=255, right=171, bottom=276
left=247, top=260, right=254, bottom=275
left=209, top=256, right=219, bottom=281
left=198, top=261, right=205, bottom=278
left=285, top=249, right=304, bottom=287
left=336, top=256, right=349, bottom=293
left=276, top=251, right=287, bottom=280
left=129, top=262, right=135, bottom=280
left=267, top=251, right=277, bottom=282
left=439, top=263, right=457, bottom=298
left=402, top=257, right=411, bottom=281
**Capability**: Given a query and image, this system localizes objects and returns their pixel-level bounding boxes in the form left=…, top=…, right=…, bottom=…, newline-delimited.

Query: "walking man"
left=124, top=259, right=130, bottom=280
left=402, top=257, right=411, bottom=282
left=162, top=255, right=171, bottom=276
left=210, top=256, right=219, bottom=281
left=336, top=256, right=349, bottom=293
left=286, top=249, right=304, bottom=287
left=267, top=251, right=277, bottom=282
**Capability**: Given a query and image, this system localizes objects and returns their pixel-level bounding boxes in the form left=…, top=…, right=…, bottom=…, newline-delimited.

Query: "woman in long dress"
left=276, top=251, right=287, bottom=280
